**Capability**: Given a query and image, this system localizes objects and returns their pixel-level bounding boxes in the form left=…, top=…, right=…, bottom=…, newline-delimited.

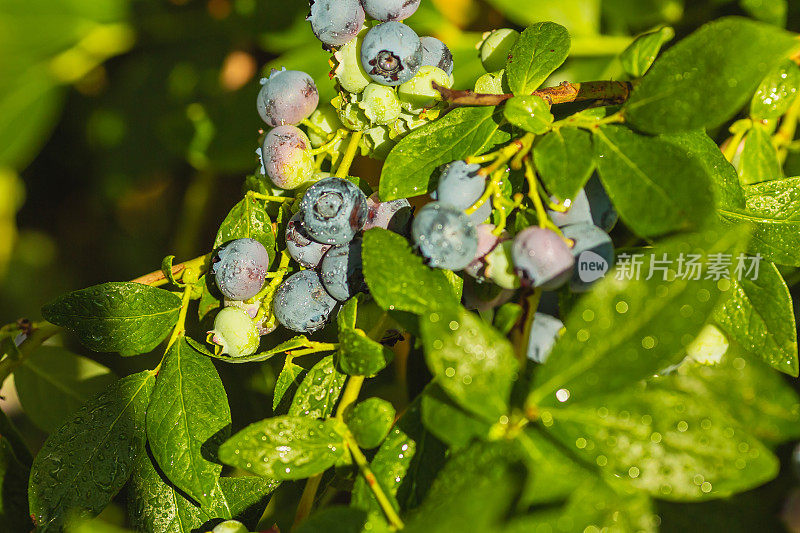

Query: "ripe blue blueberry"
left=273, top=270, right=338, bottom=333
left=361, top=0, right=420, bottom=21
left=584, top=176, right=619, bottom=232
left=412, top=202, right=478, bottom=270
left=363, top=192, right=411, bottom=233
left=257, top=69, right=319, bottom=127
left=562, top=222, right=614, bottom=292
left=285, top=211, right=332, bottom=268
left=511, top=227, right=574, bottom=289
left=320, top=237, right=367, bottom=301
left=300, top=177, right=368, bottom=245
left=434, top=160, right=491, bottom=224
left=212, top=238, right=270, bottom=301
left=527, top=313, right=564, bottom=364
left=361, top=22, right=423, bottom=86
left=547, top=189, right=593, bottom=227
left=419, top=36, right=453, bottom=76
left=261, top=125, right=315, bottom=189
left=307, top=0, right=365, bottom=47
left=207, top=307, right=260, bottom=358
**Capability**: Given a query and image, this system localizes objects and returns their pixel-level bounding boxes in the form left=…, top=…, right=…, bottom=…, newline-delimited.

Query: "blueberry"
left=261, top=125, right=315, bottom=189
left=285, top=211, right=332, bottom=268
left=419, top=36, right=453, bottom=76
left=320, top=237, right=367, bottom=301
left=212, top=520, right=249, bottom=533
left=547, top=189, right=593, bottom=228
left=306, top=105, right=344, bottom=148
left=412, top=202, right=478, bottom=270
left=464, top=223, right=499, bottom=278
left=213, top=238, right=270, bottom=301
left=224, top=298, right=275, bottom=335
left=307, top=0, right=366, bottom=47
left=483, top=240, right=520, bottom=289
left=257, top=69, right=319, bottom=127
left=435, top=160, right=491, bottom=224
left=334, top=28, right=372, bottom=93
left=363, top=192, right=411, bottom=233
left=398, top=65, right=452, bottom=111
left=208, top=307, right=260, bottom=358
left=273, top=270, right=337, bottom=332
left=479, top=29, right=519, bottom=73
left=562, top=222, right=614, bottom=292
left=527, top=313, right=564, bottom=364
left=359, top=83, right=402, bottom=124
left=361, top=0, right=420, bottom=21
left=300, top=177, right=368, bottom=244
left=361, top=22, right=423, bottom=86
left=584, top=175, right=618, bottom=232
left=512, top=227, right=574, bottom=289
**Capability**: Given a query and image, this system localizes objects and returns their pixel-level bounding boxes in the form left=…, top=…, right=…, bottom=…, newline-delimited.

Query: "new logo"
left=577, top=250, right=609, bottom=283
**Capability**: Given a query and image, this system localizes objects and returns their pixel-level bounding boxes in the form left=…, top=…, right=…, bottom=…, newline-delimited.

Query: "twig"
left=131, top=253, right=211, bottom=287
left=433, top=80, right=632, bottom=107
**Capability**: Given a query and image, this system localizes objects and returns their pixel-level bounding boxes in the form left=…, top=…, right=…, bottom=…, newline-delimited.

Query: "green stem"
left=345, top=432, right=405, bottom=529
left=335, top=131, right=364, bottom=178
left=247, top=191, right=294, bottom=203
left=165, top=282, right=194, bottom=351
left=292, top=473, right=324, bottom=531
left=523, top=159, right=548, bottom=228
left=336, top=375, right=365, bottom=420
left=132, top=253, right=211, bottom=287
left=288, top=343, right=338, bottom=357
left=309, top=129, right=348, bottom=156
left=0, top=322, right=61, bottom=385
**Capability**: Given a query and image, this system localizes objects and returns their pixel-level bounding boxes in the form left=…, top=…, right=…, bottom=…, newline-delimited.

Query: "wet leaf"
left=534, top=127, right=595, bottom=202
left=288, top=355, right=346, bottom=419
left=506, top=22, right=571, bottom=95
left=213, top=195, right=276, bottom=260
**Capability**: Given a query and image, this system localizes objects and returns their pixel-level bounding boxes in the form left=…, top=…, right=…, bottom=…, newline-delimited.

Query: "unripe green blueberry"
left=212, top=519, right=248, bottom=533
left=261, top=125, right=315, bottom=189
left=398, top=66, right=452, bottom=111
left=474, top=70, right=505, bottom=95
left=686, top=324, right=729, bottom=365
left=359, top=83, right=402, bottom=124
left=338, top=99, right=371, bottom=131
left=306, top=105, right=344, bottom=147
left=207, top=307, right=260, bottom=358
left=478, top=29, right=519, bottom=72
left=334, top=28, right=372, bottom=94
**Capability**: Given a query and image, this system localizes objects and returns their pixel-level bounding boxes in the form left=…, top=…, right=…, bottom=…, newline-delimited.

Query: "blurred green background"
left=2, top=0, right=800, bottom=529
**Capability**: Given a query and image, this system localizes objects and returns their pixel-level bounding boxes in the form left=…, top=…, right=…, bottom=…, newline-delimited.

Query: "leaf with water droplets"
left=28, top=370, right=154, bottom=532
left=624, top=17, right=800, bottom=133
left=146, top=338, right=231, bottom=509
left=288, top=355, right=346, bottom=419
left=737, top=123, right=782, bottom=186
left=41, top=282, right=182, bottom=356
left=378, top=107, right=511, bottom=201
left=542, top=386, right=778, bottom=501
left=218, top=416, right=347, bottom=480
left=714, top=262, right=797, bottom=375
left=336, top=297, right=394, bottom=377
left=420, top=384, right=491, bottom=450
left=274, top=358, right=305, bottom=411
left=719, top=176, right=800, bottom=266
left=14, top=346, right=117, bottom=433
left=344, top=397, right=395, bottom=450
left=530, top=224, right=750, bottom=407
left=213, top=195, right=275, bottom=260
left=505, top=21, right=570, bottom=95
left=750, top=59, right=800, bottom=120
left=362, top=229, right=460, bottom=316
left=533, top=126, right=595, bottom=203
left=421, top=306, right=517, bottom=422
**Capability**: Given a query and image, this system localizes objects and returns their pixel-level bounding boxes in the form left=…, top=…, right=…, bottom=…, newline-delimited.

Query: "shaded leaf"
left=273, top=358, right=304, bottom=411
left=737, top=123, right=782, bottom=186
left=620, top=26, right=674, bottom=78
left=420, top=384, right=491, bottom=449
left=534, top=127, right=595, bottom=202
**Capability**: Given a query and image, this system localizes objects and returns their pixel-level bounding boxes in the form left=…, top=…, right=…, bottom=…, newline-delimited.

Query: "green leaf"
left=660, top=130, right=746, bottom=210
left=657, top=350, right=800, bottom=445
left=506, top=22, right=570, bottom=95
left=379, top=107, right=510, bottom=200
left=624, top=17, right=800, bottom=133
left=197, top=276, right=221, bottom=322
left=273, top=358, right=304, bottom=411
left=421, top=306, right=517, bottom=422
left=542, top=386, right=779, bottom=501
left=288, top=354, right=346, bottom=419
left=593, top=125, right=714, bottom=237
left=42, top=282, right=182, bottom=356
left=218, top=416, right=347, bottom=480
left=336, top=297, right=394, bottom=376
left=516, top=429, right=592, bottom=505
left=14, top=347, right=117, bottom=433
left=218, top=476, right=281, bottom=528
left=186, top=334, right=310, bottom=364
left=503, top=95, right=553, bottom=134
left=493, top=303, right=523, bottom=336
left=344, top=397, right=396, bottom=449
left=737, top=123, right=782, bottom=186
left=29, top=370, right=154, bottom=531
left=619, top=26, right=674, bottom=78
left=714, top=263, right=797, bottom=375
left=213, top=195, right=276, bottom=259
left=420, top=384, right=491, bottom=449
left=529, top=225, right=749, bottom=407
left=402, top=441, right=525, bottom=533
left=741, top=0, right=787, bottom=27
left=0, top=435, right=31, bottom=531
left=719, top=176, right=800, bottom=265
left=751, top=59, right=800, bottom=119
left=362, top=229, right=459, bottom=315
left=534, top=127, right=595, bottom=202
left=295, top=507, right=367, bottom=533
left=0, top=408, right=32, bottom=467
left=146, top=338, right=231, bottom=508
